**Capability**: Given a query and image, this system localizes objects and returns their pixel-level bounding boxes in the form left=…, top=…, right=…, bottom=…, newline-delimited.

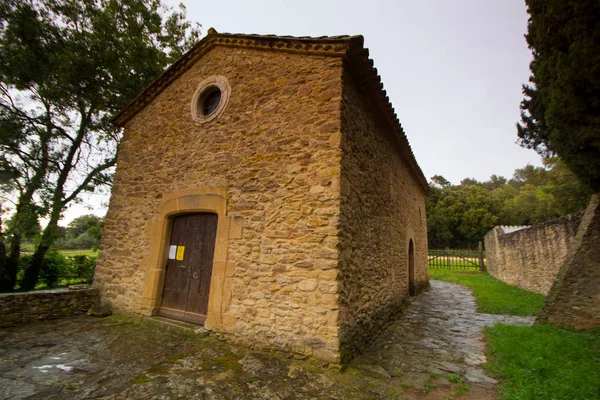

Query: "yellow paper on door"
left=176, top=246, right=185, bottom=260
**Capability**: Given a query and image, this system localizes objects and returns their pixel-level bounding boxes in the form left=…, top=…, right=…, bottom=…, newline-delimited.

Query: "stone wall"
left=484, top=212, right=584, bottom=295
left=0, top=288, right=99, bottom=328
left=95, top=46, right=344, bottom=362
left=538, top=195, right=600, bottom=330
left=337, top=67, right=429, bottom=363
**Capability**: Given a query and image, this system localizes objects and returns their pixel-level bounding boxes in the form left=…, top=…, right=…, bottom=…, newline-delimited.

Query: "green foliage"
left=422, top=381, right=436, bottom=393
left=426, top=159, right=592, bottom=248
left=0, top=0, right=200, bottom=291
left=38, top=249, right=68, bottom=288
left=446, top=374, right=463, bottom=384
left=68, top=255, right=96, bottom=284
left=20, top=249, right=68, bottom=288
left=453, top=383, right=470, bottom=396
left=518, top=0, right=600, bottom=192
left=66, top=215, right=102, bottom=239
left=428, top=270, right=545, bottom=316
left=55, top=214, right=104, bottom=250
left=426, top=180, right=498, bottom=248
left=13, top=251, right=96, bottom=291
left=485, top=324, right=600, bottom=399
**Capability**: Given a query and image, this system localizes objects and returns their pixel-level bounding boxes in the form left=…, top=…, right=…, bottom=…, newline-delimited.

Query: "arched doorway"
left=159, top=212, right=218, bottom=324
left=408, top=239, right=416, bottom=296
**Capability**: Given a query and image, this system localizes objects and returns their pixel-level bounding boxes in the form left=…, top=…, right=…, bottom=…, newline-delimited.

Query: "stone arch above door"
left=138, top=187, right=243, bottom=332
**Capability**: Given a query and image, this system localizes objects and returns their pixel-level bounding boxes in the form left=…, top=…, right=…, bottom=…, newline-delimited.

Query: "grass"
left=422, top=381, right=436, bottom=393
left=58, top=249, right=99, bottom=257
left=429, top=267, right=598, bottom=399
left=484, top=324, right=600, bottom=400
left=19, top=248, right=98, bottom=257
left=428, top=269, right=545, bottom=316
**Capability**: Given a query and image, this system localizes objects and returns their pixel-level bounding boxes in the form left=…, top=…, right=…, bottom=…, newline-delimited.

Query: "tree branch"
left=62, top=156, right=117, bottom=206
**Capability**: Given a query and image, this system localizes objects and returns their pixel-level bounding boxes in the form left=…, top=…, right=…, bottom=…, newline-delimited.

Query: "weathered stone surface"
left=337, top=67, right=429, bottom=363
left=350, top=280, right=534, bottom=391
left=95, top=46, right=345, bottom=362
left=0, top=315, right=433, bottom=399
left=87, top=302, right=112, bottom=317
left=0, top=282, right=529, bottom=399
left=95, top=35, right=429, bottom=364
left=537, top=195, right=600, bottom=330
left=485, top=212, right=583, bottom=294
left=0, top=288, right=99, bottom=328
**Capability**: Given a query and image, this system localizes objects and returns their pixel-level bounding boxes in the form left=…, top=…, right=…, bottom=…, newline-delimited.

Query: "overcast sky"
left=66, top=0, right=542, bottom=223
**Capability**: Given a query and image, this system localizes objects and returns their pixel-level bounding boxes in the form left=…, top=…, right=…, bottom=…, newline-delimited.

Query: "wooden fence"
left=428, top=242, right=485, bottom=271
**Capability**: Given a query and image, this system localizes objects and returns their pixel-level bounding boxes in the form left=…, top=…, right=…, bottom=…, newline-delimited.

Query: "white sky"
left=64, top=0, right=542, bottom=224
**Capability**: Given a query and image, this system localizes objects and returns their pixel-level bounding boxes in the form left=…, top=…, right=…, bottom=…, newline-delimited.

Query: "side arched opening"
left=408, top=239, right=416, bottom=296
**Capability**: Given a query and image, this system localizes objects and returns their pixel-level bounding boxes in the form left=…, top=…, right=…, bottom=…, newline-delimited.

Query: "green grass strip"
left=428, top=269, right=545, bottom=316
left=484, top=324, right=600, bottom=400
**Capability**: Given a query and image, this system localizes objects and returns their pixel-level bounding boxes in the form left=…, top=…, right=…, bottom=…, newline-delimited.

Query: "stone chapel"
left=95, top=29, right=429, bottom=364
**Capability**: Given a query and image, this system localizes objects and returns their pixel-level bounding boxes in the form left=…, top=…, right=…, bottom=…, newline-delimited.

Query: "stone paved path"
left=350, top=280, right=535, bottom=393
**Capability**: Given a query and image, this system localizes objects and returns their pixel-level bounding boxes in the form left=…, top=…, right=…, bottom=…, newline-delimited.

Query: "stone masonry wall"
left=337, top=66, right=429, bottom=363
left=95, top=47, right=344, bottom=362
left=484, top=212, right=584, bottom=295
left=538, top=195, right=600, bottom=330
left=0, top=288, right=99, bottom=328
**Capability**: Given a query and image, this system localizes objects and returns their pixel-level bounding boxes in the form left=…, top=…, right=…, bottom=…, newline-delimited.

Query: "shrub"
left=16, top=251, right=97, bottom=290
left=68, top=255, right=97, bottom=284
left=38, top=250, right=69, bottom=288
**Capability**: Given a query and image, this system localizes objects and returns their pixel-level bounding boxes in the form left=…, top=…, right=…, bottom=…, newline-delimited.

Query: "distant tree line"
left=426, top=158, right=593, bottom=249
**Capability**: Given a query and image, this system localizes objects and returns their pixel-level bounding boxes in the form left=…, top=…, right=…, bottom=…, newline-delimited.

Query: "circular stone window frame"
left=191, top=75, right=231, bottom=124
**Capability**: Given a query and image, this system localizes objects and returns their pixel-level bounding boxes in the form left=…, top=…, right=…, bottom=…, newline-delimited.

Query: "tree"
left=57, top=214, right=104, bottom=249
left=425, top=160, right=591, bottom=248
left=0, top=0, right=200, bottom=291
left=482, top=175, right=508, bottom=191
left=518, top=0, right=600, bottom=192
left=544, top=158, right=593, bottom=215
left=430, top=175, right=451, bottom=189
left=509, top=164, right=547, bottom=188
left=0, top=205, right=6, bottom=288
left=65, top=215, right=103, bottom=239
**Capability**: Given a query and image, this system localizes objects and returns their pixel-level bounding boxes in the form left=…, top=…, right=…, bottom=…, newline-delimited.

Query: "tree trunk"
left=0, top=242, right=5, bottom=290
left=0, top=235, right=21, bottom=292
left=21, top=209, right=61, bottom=291
left=0, top=207, right=7, bottom=292
left=21, top=242, right=49, bottom=292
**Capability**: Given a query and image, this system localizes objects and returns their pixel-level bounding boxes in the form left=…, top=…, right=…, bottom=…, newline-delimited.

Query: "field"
left=19, top=245, right=98, bottom=257
left=58, top=249, right=99, bottom=257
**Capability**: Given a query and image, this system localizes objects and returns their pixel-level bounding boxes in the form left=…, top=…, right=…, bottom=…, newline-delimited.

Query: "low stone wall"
left=0, top=288, right=99, bottom=328
left=484, top=213, right=584, bottom=295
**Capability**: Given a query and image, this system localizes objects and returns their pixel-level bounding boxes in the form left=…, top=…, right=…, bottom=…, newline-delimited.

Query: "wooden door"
left=159, top=213, right=218, bottom=324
